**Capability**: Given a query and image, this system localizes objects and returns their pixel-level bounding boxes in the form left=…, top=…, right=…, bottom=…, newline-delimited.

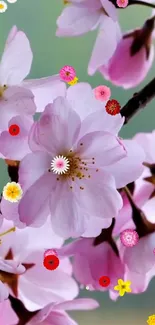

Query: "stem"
left=121, top=77, right=155, bottom=124
left=130, top=0, right=155, bottom=8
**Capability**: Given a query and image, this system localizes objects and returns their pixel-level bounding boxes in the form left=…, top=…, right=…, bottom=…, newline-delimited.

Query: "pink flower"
left=120, top=229, right=139, bottom=247
left=94, top=85, right=111, bottom=101
left=117, top=0, right=128, bottom=8
left=59, top=65, right=76, bottom=82
left=0, top=219, right=79, bottom=311
left=53, top=238, right=125, bottom=295
left=0, top=300, right=18, bottom=325
left=0, top=26, right=66, bottom=112
left=27, top=298, right=99, bottom=325
left=114, top=131, right=155, bottom=235
left=16, top=96, right=129, bottom=238
left=56, top=1, right=121, bottom=76
left=99, top=19, right=154, bottom=88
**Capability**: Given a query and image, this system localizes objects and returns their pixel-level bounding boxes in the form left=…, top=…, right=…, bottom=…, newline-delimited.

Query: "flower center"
left=49, top=149, right=98, bottom=190
left=51, top=155, right=70, bottom=174
left=9, top=124, right=20, bottom=136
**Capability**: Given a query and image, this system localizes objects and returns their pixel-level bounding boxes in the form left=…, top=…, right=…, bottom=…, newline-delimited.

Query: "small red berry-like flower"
left=59, top=65, right=76, bottom=82
left=105, top=99, right=121, bottom=115
left=99, top=276, right=110, bottom=287
left=9, top=124, right=20, bottom=136
left=120, top=229, right=139, bottom=247
left=94, top=85, right=111, bottom=102
left=43, top=249, right=59, bottom=270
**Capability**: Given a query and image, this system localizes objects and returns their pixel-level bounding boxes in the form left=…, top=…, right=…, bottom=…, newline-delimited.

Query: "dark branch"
left=120, top=77, right=155, bottom=124
left=9, top=295, right=38, bottom=325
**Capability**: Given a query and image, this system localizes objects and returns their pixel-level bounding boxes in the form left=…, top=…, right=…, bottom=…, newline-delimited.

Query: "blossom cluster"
left=0, top=0, right=155, bottom=322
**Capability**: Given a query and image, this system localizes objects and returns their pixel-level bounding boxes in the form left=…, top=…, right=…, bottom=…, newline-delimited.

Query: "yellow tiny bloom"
left=3, top=182, right=23, bottom=203
left=147, top=315, right=155, bottom=325
left=68, top=77, right=78, bottom=86
left=114, top=279, right=131, bottom=297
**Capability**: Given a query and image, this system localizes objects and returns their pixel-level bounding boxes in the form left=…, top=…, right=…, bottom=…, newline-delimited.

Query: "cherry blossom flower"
left=56, top=0, right=122, bottom=76
left=27, top=298, right=99, bottom=325
left=99, top=18, right=155, bottom=88
left=16, top=96, right=130, bottom=238
left=52, top=237, right=125, bottom=296
left=0, top=219, right=78, bottom=311
left=0, top=26, right=66, bottom=112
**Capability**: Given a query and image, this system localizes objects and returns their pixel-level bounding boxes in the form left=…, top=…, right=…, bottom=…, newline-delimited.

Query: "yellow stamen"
left=0, top=227, right=16, bottom=237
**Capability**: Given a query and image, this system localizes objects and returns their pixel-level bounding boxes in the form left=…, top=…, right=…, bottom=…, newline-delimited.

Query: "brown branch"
left=120, top=77, right=155, bottom=124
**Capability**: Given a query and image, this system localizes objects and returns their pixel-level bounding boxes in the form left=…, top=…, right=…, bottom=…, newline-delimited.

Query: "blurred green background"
left=0, top=0, right=155, bottom=324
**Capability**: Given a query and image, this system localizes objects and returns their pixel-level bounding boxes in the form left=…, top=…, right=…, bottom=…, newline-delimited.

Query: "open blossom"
left=0, top=219, right=78, bottom=310
left=0, top=26, right=66, bottom=112
left=27, top=299, right=99, bottom=325
left=56, top=0, right=122, bottom=76
left=17, top=96, right=126, bottom=238
left=99, top=18, right=155, bottom=88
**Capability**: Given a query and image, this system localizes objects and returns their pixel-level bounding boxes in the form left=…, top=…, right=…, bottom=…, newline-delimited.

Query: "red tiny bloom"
left=99, top=276, right=110, bottom=287
left=43, top=254, right=60, bottom=271
left=9, top=124, right=20, bottom=136
left=105, top=99, right=121, bottom=115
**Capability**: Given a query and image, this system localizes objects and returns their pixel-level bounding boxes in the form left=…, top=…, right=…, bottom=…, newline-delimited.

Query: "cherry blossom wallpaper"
left=0, top=1, right=155, bottom=325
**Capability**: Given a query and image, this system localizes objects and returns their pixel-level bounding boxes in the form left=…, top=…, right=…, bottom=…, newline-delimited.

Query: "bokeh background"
left=0, top=0, right=155, bottom=324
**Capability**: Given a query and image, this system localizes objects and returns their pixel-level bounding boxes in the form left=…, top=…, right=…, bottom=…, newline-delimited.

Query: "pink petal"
left=56, top=298, right=99, bottom=311
left=0, top=115, right=33, bottom=160
left=76, top=131, right=126, bottom=166
left=0, top=198, right=25, bottom=229
left=134, top=131, right=155, bottom=163
left=66, top=82, right=103, bottom=120
left=56, top=6, right=100, bottom=37
left=100, top=0, right=118, bottom=21
left=103, top=139, right=145, bottom=188
left=123, top=233, right=155, bottom=274
left=0, top=30, right=32, bottom=85
left=0, top=86, right=36, bottom=115
left=101, top=37, right=154, bottom=88
left=0, top=300, right=18, bottom=324
left=88, top=16, right=120, bottom=75
left=23, top=76, right=67, bottom=113
left=18, top=172, right=53, bottom=227
left=0, top=282, right=9, bottom=303
left=36, top=97, right=81, bottom=155
left=82, top=216, right=112, bottom=238
left=4, top=25, right=18, bottom=49
left=50, top=181, right=89, bottom=238
left=19, top=151, right=51, bottom=191
left=77, top=169, right=123, bottom=219
left=79, top=109, right=124, bottom=137
left=19, top=250, right=79, bottom=311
